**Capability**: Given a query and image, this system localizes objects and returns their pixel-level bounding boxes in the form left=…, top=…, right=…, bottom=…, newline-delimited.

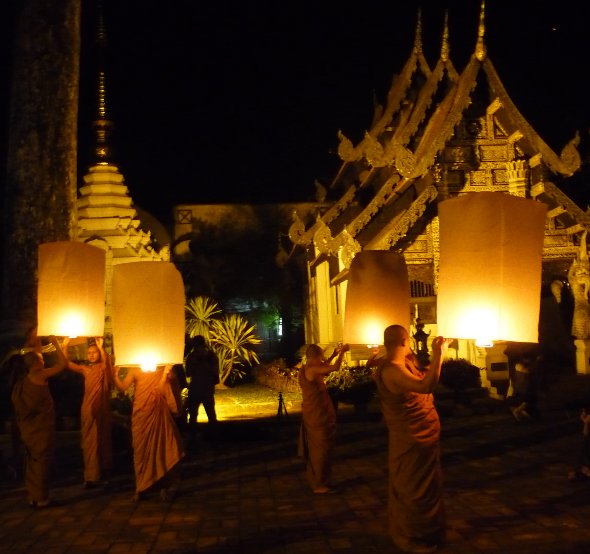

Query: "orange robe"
left=375, top=360, right=445, bottom=552
left=131, top=368, right=185, bottom=493
left=11, top=377, right=55, bottom=503
left=298, top=366, right=336, bottom=490
left=80, top=362, right=113, bottom=482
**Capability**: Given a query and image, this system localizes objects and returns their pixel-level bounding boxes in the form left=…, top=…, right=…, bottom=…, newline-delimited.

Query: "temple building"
left=286, top=5, right=589, bottom=384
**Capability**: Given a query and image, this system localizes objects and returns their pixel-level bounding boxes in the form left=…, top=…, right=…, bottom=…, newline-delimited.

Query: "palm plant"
left=209, top=314, right=262, bottom=385
left=185, top=296, right=222, bottom=342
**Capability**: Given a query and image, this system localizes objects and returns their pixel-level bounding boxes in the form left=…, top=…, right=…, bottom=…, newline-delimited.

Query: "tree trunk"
left=1, top=0, right=80, bottom=325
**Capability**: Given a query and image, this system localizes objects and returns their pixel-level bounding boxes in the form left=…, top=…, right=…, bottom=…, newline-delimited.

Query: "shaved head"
left=383, top=325, right=409, bottom=348
left=305, top=344, right=323, bottom=359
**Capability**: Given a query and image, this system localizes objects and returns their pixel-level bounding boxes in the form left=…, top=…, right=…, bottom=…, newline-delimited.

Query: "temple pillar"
left=574, top=339, right=590, bottom=374
left=506, top=160, right=528, bottom=197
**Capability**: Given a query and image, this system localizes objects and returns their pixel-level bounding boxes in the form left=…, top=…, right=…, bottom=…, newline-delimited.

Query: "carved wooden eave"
left=364, top=182, right=439, bottom=251
left=368, top=31, right=432, bottom=140
left=335, top=31, right=433, bottom=169
left=309, top=55, right=477, bottom=256
left=313, top=219, right=335, bottom=255
left=288, top=185, right=357, bottom=247
left=482, top=58, right=581, bottom=177
left=335, top=175, right=403, bottom=242
left=395, top=57, right=458, bottom=151
left=532, top=180, right=590, bottom=229
left=309, top=250, right=329, bottom=269
left=330, top=267, right=349, bottom=287
left=408, top=56, right=481, bottom=178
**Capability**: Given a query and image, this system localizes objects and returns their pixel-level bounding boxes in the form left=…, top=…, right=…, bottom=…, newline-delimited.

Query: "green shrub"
left=326, top=364, right=376, bottom=405
left=440, top=359, right=482, bottom=390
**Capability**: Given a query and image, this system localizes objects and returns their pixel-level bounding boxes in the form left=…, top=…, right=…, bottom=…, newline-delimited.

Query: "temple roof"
left=289, top=4, right=584, bottom=257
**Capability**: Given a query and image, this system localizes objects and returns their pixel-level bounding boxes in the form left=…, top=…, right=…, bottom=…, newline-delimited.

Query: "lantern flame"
left=58, top=311, right=86, bottom=338
left=137, top=354, right=159, bottom=372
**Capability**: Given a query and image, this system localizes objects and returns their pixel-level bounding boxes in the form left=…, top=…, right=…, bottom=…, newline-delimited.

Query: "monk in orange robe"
left=374, top=325, right=450, bottom=554
left=298, top=342, right=349, bottom=494
left=10, top=335, right=67, bottom=507
left=113, top=363, right=185, bottom=501
left=64, top=337, right=113, bottom=487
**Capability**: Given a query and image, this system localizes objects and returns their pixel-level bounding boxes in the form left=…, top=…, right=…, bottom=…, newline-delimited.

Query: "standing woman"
left=112, top=363, right=185, bottom=501
left=63, top=337, right=113, bottom=487
left=298, top=342, right=349, bottom=494
left=10, top=335, right=67, bottom=507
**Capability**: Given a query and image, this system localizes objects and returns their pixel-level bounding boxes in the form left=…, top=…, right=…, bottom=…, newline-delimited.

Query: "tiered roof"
left=75, top=4, right=167, bottom=263
left=289, top=3, right=585, bottom=271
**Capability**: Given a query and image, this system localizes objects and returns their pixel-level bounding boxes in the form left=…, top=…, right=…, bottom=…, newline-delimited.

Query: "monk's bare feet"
left=313, top=486, right=337, bottom=494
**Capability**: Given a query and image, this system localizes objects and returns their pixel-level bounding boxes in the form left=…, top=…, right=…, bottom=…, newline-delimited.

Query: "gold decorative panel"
left=479, top=145, right=507, bottom=162
left=544, top=234, right=571, bottom=247
left=405, top=239, right=429, bottom=254
left=493, top=169, right=508, bottom=184
left=469, top=171, right=488, bottom=186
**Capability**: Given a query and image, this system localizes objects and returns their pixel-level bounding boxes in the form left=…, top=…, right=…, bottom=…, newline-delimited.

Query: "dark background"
left=3, top=0, right=590, bottom=226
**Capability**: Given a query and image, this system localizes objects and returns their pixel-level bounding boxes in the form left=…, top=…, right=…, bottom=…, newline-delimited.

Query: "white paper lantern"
left=111, top=261, right=185, bottom=370
left=343, top=250, right=410, bottom=345
left=437, top=192, right=547, bottom=345
left=37, top=241, right=106, bottom=337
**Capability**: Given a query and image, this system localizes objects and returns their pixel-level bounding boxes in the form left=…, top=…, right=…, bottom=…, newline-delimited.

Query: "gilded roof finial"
left=475, top=0, right=487, bottom=61
left=413, top=8, right=423, bottom=55
left=91, top=1, right=114, bottom=164
left=441, top=10, right=450, bottom=62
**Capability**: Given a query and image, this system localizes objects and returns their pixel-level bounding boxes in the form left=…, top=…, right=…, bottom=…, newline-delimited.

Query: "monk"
left=374, top=325, right=450, bottom=553
left=10, top=335, right=67, bottom=508
left=63, top=337, right=113, bottom=487
left=298, top=342, right=349, bottom=494
left=112, top=363, right=185, bottom=501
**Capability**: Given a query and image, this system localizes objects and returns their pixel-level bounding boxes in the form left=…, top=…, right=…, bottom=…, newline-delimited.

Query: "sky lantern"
left=437, top=192, right=547, bottom=346
left=37, top=241, right=106, bottom=338
left=343, top=250, right=410, bottom=346
left=111, top=261, right=185, bottom=371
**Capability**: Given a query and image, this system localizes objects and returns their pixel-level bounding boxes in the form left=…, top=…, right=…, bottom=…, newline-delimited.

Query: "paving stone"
left=2, top=387, right=590, bottom=553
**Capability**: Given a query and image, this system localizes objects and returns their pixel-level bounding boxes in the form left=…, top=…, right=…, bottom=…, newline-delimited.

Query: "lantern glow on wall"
left=111, top=261, right=185, bottom=371
left=37, top=241, right=106, bottom=338
left=343, top=250, right=410, bottom=346
left=437, top=192, right=547, bottom=346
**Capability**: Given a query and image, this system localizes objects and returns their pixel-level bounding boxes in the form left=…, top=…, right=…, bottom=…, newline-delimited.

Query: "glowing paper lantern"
left=37, top=241, right=106, bottom=337
left=437, top=192, right=547, bottom=345
left=343, top=250, right=410, bottom=345
left=111, top=261, right=185, bottom=371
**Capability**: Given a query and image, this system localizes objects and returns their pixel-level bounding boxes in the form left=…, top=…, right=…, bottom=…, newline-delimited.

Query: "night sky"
left=4, top=1, right=590, bottom=226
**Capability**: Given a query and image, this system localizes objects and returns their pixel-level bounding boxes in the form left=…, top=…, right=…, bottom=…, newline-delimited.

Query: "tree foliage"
left=186, top=296, right=262, bottom=385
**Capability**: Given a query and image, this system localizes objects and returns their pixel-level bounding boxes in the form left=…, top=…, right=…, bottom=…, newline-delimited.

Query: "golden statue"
left=569, top=230, right=590, bottom=339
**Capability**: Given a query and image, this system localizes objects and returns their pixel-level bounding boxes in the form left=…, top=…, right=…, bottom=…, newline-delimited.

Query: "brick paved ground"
left=1, top=386, right=590, bottom=553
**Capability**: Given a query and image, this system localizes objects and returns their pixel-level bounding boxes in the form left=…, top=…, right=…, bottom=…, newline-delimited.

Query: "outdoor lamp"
left=437, top=192, right=547, bottom=346
left=343, top=250, right=410, bottom=345
left=111, top=261, right=185, bottom=371
left=37, top=241, right=106, bottom=338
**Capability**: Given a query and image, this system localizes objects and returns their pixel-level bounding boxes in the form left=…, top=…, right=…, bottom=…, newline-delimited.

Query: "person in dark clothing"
left=185, top=336, right=219, bottom=438
left=169, top=363, right=188, bottom=432
left=568, top=406, right=590, bottom=482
